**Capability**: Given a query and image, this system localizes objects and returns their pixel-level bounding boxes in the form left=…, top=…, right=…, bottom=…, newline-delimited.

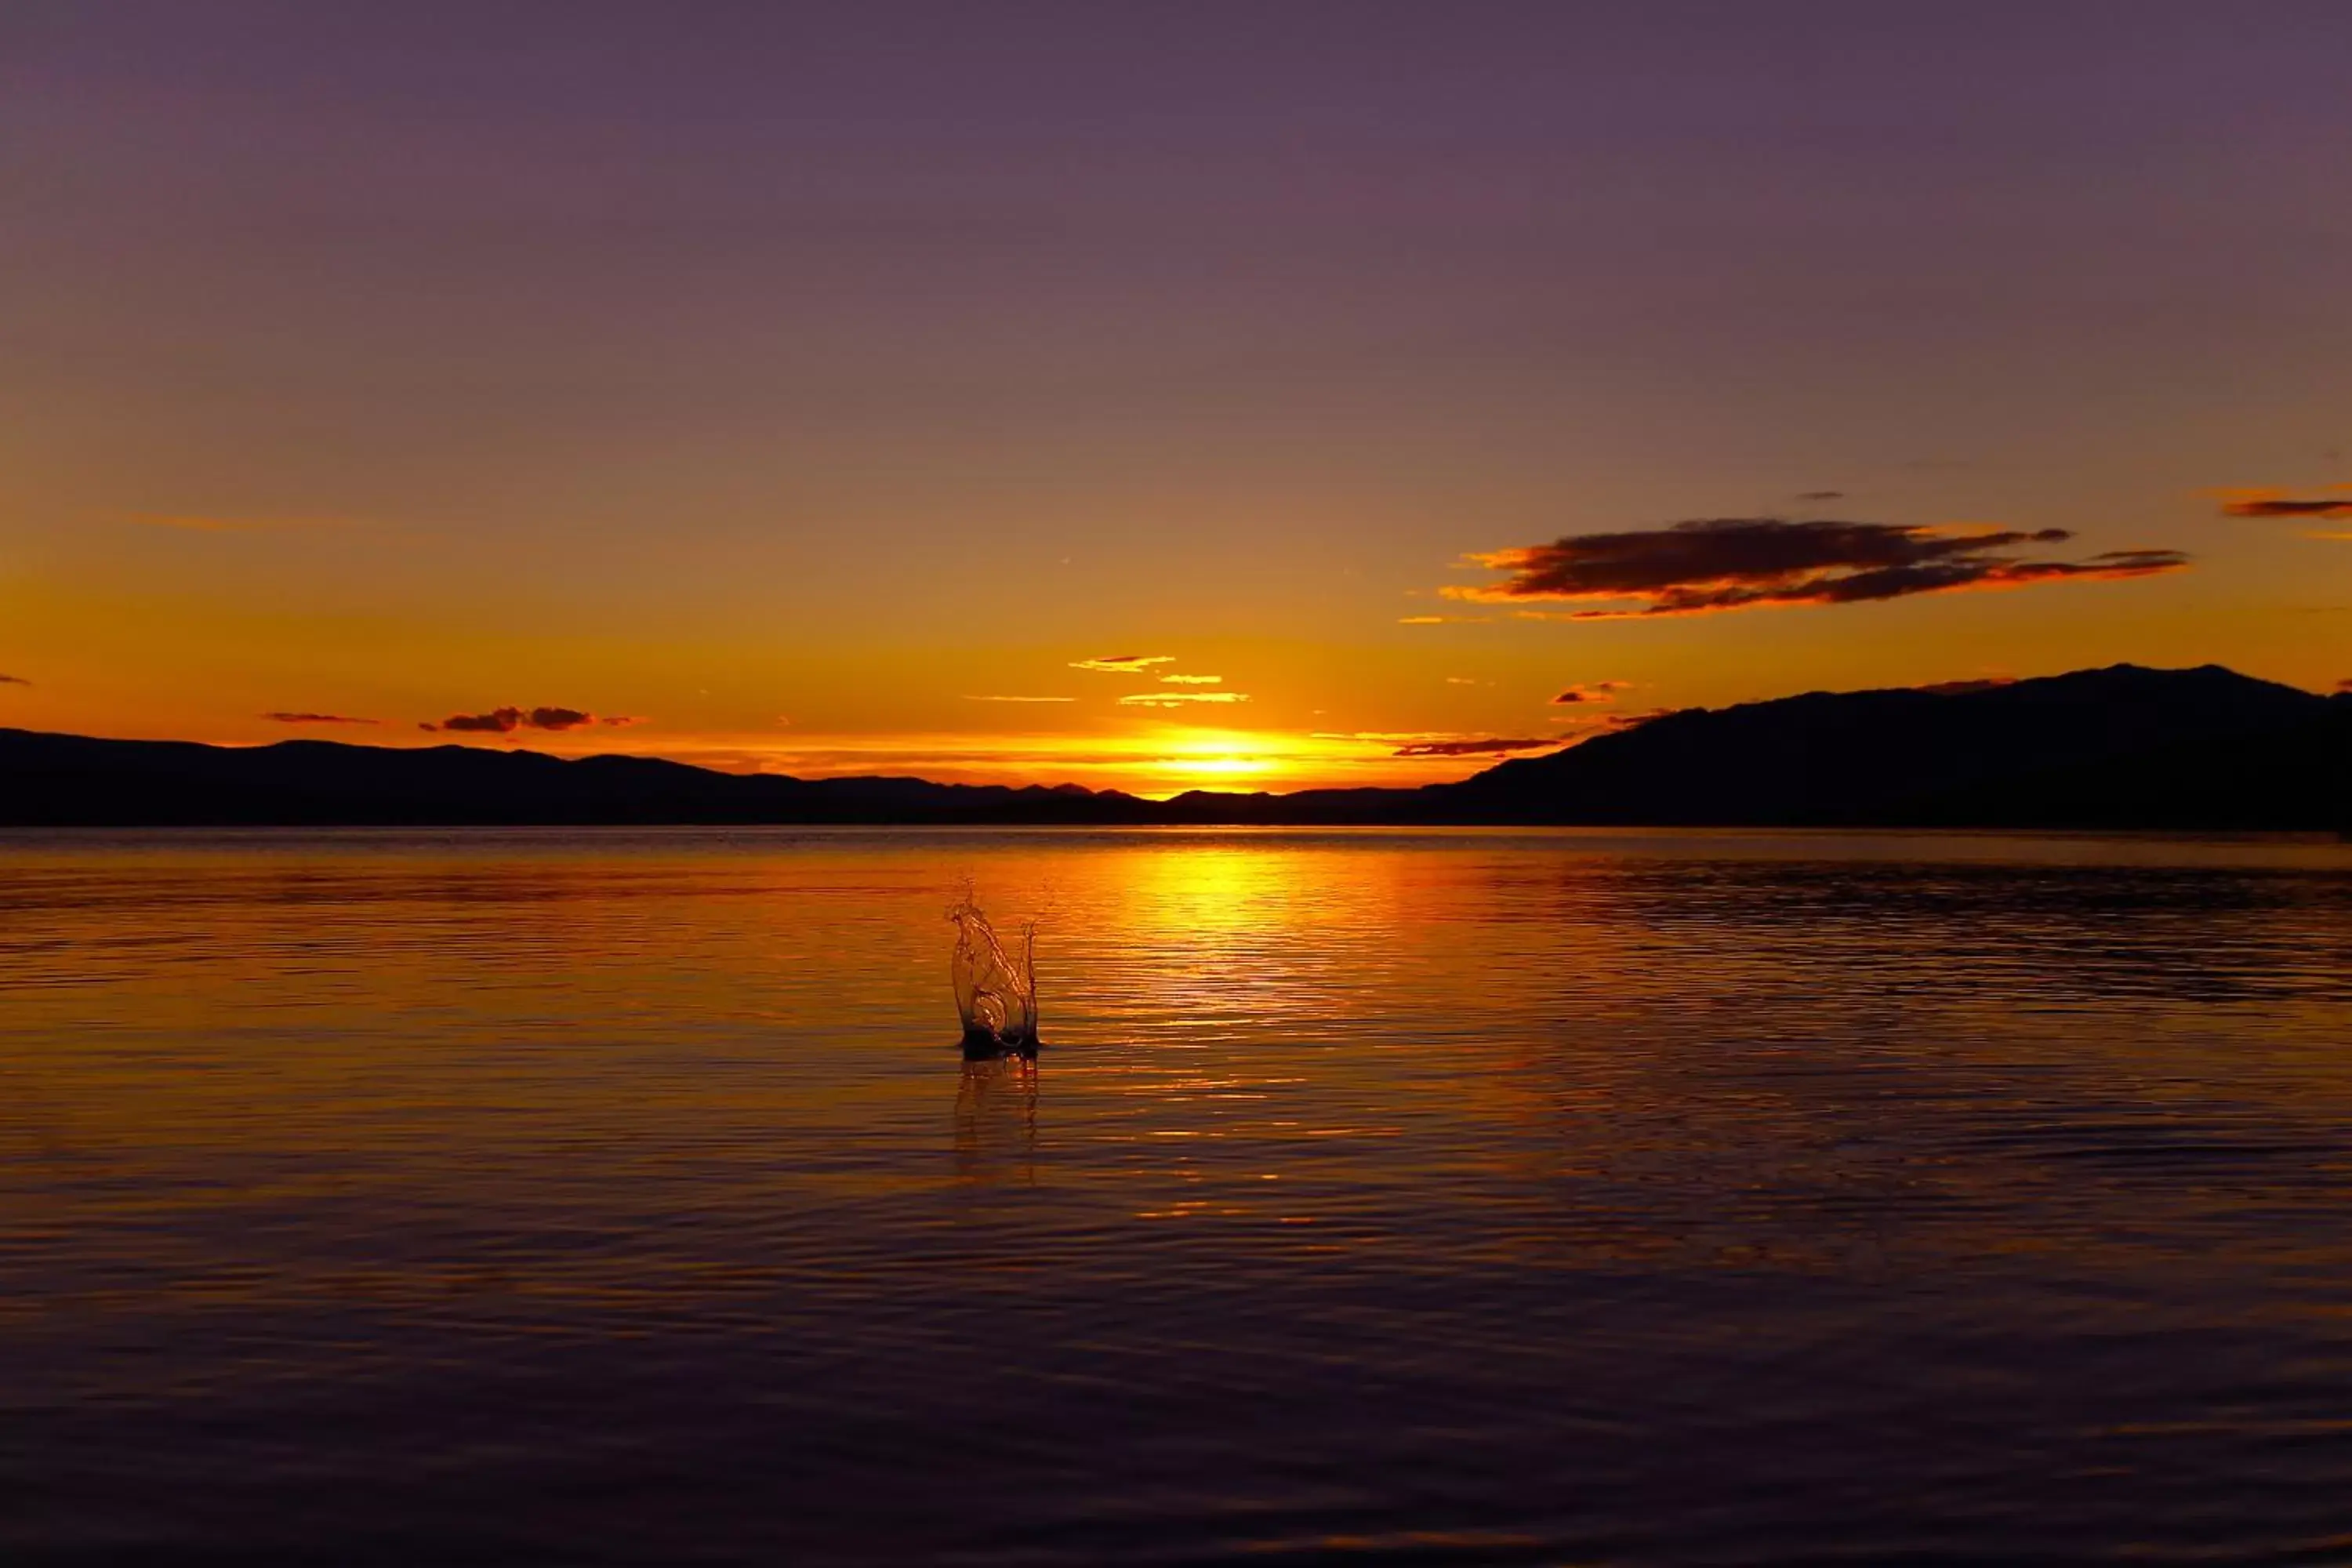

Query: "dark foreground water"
left=4, top=827, right=2351, bottom=1565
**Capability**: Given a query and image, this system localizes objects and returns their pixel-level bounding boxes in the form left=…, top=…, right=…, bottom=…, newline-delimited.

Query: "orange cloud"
left=1399, top=614, right=1490, bottom=624
left=964, top=695, right=1076, bottom=703
left=261, top=711, right=379, bottom=725
left=1069, top=655, right=1174, bottom=673
left=1446, top=518, right=2188, bottom=618
left=1158, top=673, right=1223, bottom=684
left=1118, top=691, right=1249, bottom=707
left=0, top=673, right=27, bottom=687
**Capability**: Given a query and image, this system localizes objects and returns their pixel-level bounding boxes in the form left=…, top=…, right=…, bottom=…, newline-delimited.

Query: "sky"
left=3, top=1, right=2348, bottom=795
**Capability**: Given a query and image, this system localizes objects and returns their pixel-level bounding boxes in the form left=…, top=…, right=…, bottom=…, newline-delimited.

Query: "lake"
left=4, top=827, right=2350, bottom=1564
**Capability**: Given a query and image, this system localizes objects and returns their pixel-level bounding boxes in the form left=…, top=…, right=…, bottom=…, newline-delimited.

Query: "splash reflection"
left=953, top=1055, right=1038, bottom=1189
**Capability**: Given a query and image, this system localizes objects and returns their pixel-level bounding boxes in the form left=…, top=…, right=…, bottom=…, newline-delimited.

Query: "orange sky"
left=3, top=7, right=2348, bottom=796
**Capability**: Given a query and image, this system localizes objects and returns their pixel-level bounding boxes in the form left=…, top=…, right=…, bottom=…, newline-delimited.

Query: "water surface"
left=5, top=827, right=2351, bottom=1564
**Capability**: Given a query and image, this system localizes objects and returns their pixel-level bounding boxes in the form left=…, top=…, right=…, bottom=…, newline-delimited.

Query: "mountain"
left=1, top=665, right=2343, bottom=829
left=1154, top=664, right=2347, bottom=829
left=1421, top=663, right=2348, bottom=829
left=0, top=730, right=1165, bottom=826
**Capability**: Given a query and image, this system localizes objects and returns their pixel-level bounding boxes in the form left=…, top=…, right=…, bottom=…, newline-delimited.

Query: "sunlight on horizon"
left=486, top=723, right=1509, bottom=797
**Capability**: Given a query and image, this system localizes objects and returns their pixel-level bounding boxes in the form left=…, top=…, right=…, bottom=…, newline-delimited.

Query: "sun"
left=1164, top=753, right=1273, bottom=781
left=1146, top=730, right=1287, bottom=791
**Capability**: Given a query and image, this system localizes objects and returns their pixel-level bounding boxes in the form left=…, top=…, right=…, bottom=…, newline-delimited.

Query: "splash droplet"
left=947, top=887, right=1040, bottom=1058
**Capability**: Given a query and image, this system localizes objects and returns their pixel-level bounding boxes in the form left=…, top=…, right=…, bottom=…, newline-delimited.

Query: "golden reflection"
left=13, top=831, right=2351, bottom=1302
left=1106, top=839, right=1381, bottom=942
left=953, top=1055, right=1038, bottom=1189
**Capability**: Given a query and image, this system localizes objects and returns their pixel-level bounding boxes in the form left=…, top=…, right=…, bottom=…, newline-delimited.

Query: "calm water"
left=5, top=827, right=2352, bottom=1565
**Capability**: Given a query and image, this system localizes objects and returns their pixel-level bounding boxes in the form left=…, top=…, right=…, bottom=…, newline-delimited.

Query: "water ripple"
left=2, top=827, right=2350, bottom=1563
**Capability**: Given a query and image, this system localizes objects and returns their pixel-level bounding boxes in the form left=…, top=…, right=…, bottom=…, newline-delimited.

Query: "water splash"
left=946, top=886, right=1040, bottom=1057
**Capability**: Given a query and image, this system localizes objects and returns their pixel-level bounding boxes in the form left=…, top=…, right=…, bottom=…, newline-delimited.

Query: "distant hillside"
left=0, top=730, right=1165, bottom=826
left=1420, top=663, right=2350, bottom=829
left=2, top=664, right=2343, bottom=829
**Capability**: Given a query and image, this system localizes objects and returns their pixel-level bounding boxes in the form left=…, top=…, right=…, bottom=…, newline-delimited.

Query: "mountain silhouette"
left=2, top=665, right=2343, bottom=829
left=1423, top=662, right=2347, bottom=829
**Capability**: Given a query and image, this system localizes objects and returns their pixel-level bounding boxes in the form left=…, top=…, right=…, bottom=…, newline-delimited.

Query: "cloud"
left=1550, top=681, right=1631, bottom=705
left=261, top=711, right=379, bottom=725
left=1069, top=655, right=1174, bottom=673
left=1314, top=728, right=1577, bottom=757
left=1118, top=691, right=1250, bottom=707
left=964, top=695, right=1076, bottom=703
left=1392, top=736, right=1562, bottom=757
left=1444, top=518, right=2189, bottom=618
left=1796, top=490, right=1846, bottom=502
left=420, top=705, right=608, bottom=734
left=0, top=673, right=27, bottom=687
left=425, top=708, right=521, bottom=733
left=2216, top=488, right=2352, bottom=519
left=2339, top=679, right=2352, bottom=694
left=1399, top=614, right=1491, bottom=624
left=525, top=706, right=595, bottom=731
left=1158, top=673, right=1223, bottom=684
left=600, top=714, right=644, bottom=726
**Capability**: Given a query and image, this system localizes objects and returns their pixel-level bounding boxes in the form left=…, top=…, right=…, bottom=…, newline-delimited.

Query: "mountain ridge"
left=2, top=663, right=2343, bottom=829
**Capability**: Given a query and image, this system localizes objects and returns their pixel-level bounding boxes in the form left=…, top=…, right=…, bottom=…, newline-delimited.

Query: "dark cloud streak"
left=1449, top=517, right=2188, bottom=618
left=1393, top=736, right=1561, bottom=757
left=527, top=706, right=594, bottom=731
left=2220, top=491, right=2352, bottom=519
left=427, top=708, right=522, bottom=733
left=421, top=705, right=609, bottom=735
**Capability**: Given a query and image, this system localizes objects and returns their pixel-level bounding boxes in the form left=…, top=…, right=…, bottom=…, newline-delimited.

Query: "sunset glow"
left=492, top=723, right=1490, bottom=797
left=2, top=4, right=2345, bottom=791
